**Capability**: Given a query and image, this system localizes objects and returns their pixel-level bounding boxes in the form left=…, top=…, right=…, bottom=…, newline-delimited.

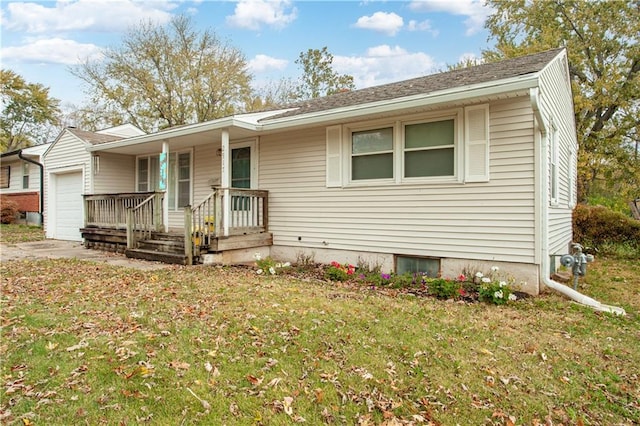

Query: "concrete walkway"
left=1, top=239, right=173, bottom=271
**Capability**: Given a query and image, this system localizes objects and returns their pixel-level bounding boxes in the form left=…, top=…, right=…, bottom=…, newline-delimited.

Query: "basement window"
left=396, top=256, right=440, bottom=278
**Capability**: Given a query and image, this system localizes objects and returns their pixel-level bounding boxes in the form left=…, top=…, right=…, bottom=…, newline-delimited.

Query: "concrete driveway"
left=1, top=239, right=172, bottom=271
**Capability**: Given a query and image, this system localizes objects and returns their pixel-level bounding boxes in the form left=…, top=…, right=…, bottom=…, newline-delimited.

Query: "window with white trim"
left=404, top=118, right=455, bottom=178
left=137, top=151, right=191, bottom=210
left=351, top=127, right=394, bottom=180
left=327, top=106, right=488, bottom=187
left=550, top=125, right=559, bottom=205
left=22, top=162, right=29, bottom=189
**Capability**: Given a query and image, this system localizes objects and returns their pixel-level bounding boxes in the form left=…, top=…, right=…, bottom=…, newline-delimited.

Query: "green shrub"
left=427, top=278, right=461, bottom=300
left=573, top=204, right=640, bottom=257
left=1, top=198, right=19, bottom=224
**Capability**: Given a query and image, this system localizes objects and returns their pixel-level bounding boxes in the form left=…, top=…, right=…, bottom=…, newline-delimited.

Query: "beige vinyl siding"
left=0, top=159, right=40, bottom=193
left=259, top=97, right=537, bottom=264
left=92, top=153, right=135, bottom=193
left=43, top=131, right=91, bottom=235
left=538, top=54, right=577, bottom=255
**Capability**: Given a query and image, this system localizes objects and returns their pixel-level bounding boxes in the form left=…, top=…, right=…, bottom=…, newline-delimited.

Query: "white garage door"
left=54, top=172, right=83, bottom=241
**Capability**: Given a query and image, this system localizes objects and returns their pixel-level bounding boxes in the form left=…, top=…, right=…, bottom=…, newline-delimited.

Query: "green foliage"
left=0, top=223, right=44, bottom=243
left=253, top=253, right=290, bottom=275
left=324, top=261, right=355, bottom=282
left=484, top=0, right=640, bottom=203
left=478, top=280, right=514, bottom=306
left=427, top=277, right=461, bottom=300
left=573, top=204, right=640, bottom=257
left=72, top=15, right=252, bottom=133
left=293, top=47, right=355, bottom=100
left=0, top=198, right=19, bottom=224
left=0, top=69, right=61, bottom=152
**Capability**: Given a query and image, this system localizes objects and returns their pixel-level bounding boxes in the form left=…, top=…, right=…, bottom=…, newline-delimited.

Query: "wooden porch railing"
left=185, top=188, right=268, bottom=264
left=126, top=193, right=164, bottom=249
left=84, top=192, right=163, bottom=229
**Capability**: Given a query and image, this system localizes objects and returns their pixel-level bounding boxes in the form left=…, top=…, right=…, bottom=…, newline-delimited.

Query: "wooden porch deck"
left=82, top=189, right=271, bottom=265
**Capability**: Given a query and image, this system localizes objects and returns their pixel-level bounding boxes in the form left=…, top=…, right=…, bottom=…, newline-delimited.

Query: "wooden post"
left=126, top=207, right=134, bottom=249
left=184, top=206, right=193, bottom=266
left=214, top=189, right=222, bottom=238
left=154, top=192, right=163, bottom=231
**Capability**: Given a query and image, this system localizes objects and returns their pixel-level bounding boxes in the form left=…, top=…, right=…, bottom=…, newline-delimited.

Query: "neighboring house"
left=43, top=124, right=146, bottom=240
left=43, top=48, right=578, bottom=295
left=0, top=143, right=51, bottom=225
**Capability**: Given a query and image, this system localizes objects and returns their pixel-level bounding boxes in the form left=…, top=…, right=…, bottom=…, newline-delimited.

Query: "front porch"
left=81, top=188, right=272, bottom=265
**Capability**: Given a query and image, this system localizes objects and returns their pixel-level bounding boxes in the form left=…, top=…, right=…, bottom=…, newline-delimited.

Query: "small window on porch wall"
left=138, top=153, right=190, bottom=210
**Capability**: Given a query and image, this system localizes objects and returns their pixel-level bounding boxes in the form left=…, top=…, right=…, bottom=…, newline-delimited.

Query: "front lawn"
left=0, top=224, right=45, bottom=244
left=1, top=255, right=638, bottom=425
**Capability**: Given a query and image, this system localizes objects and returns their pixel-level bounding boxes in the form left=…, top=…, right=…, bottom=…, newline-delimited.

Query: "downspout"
left=18, top=151, right=44, bottom=225
left=530, top=88, right=625, bottom=315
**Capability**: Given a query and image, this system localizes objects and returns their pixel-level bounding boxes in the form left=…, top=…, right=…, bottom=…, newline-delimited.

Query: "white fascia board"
left=87, top=116, right=240, bottom=152
left=262, top=74, right=541, bottom=130
left=87, top=108, right=296, bottom=152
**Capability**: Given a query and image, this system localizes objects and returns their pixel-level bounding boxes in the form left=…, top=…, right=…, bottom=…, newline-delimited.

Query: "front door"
left=229, top=143, right=255, bottom=229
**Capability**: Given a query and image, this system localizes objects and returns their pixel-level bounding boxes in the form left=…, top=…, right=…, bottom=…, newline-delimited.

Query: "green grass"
left=0, top=224, right=45, bottom=244
left=1, top=255, right=639, bottom=425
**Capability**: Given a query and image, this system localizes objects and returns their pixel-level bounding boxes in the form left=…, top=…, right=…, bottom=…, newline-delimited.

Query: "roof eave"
left=261, top=74, right=541, bottom=130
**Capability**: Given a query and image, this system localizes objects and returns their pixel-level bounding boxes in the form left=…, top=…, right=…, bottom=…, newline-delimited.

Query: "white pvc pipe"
left=530, top=88, right=626, bottom=316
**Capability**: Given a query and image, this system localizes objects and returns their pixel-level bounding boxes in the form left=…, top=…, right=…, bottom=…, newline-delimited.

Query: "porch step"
left=137, top=238, right=185, bottom=254
left=125, top=248, right=187, bottom=265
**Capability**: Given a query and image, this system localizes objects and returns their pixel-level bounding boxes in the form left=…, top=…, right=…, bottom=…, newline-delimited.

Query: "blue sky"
left=1, top=0, right=495, bottom=109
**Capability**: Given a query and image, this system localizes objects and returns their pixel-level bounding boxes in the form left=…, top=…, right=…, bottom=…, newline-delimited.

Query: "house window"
left=0, top=166, right=9, bottom=189
left=351, top=127, right=394, bottom=180
left=333, top=107, right=485, bottom=187
left=137, top=151, right=191, bottom=210
left=550, top=125, right=559, bottom=205
left=22, top=163, right=29, bottom=189
left=396, top=256, right=440, bottom=278
left=404, top=119, right=455, bottom=178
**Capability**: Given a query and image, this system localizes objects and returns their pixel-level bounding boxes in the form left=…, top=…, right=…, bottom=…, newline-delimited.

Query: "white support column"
left=161, top=141, right=169, bottom=232
left=220, top=129, right=230, bottom=237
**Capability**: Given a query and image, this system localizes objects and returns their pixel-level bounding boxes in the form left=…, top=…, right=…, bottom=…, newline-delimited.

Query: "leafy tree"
left=294, top=47, right=355, bottom=100
left=72, top=15, right=253, bottom=132
left=0, top=69, right=61, bottom=152
left=484, top=0, right=640, bottom=204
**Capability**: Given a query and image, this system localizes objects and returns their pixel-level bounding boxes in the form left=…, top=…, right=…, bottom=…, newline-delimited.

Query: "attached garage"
left=50, top=171, right=84, bottom=241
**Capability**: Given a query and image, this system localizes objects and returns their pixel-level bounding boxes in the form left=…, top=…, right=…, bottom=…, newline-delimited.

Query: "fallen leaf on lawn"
left=283, top=396, right=294, bottom=415
left=247, top=374, right=263, bottom=386
left=204, top=361, right=213, bottom=373
left=168, top=361, right=190, bottom=370
left=66, top=340, right=88, bottom=352
left=186, top=387, right=211, bottom=411
left=46, top=342, right=58, bottom=351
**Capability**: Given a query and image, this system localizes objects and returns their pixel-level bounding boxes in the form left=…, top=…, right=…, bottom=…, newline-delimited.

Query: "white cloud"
left=409, top=0, right=493, bottom=36
left=332, top=45, right=438, bottom=88
left=1, top=0, right=175, bottom=33
left=226, top=0, right=297, bottom=30
left=247, top=54, right=288, bottom=73
left=1, top=38, right=103, bottom=65
left=354, top=11, right=403, bottom=36
left=406, top=19, right=438, bottom=36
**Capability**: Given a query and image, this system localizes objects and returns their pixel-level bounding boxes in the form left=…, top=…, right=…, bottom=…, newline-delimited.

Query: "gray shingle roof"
left=67, top=128, right=124, bottom=145
left=261, top=48, right=564, bottom=121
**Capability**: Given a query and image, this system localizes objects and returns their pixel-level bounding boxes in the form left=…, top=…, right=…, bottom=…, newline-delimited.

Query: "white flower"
left=482, top=277, right=491, bottom=283
left=253, top=253, right=262, bottom=261
left=491, top=266, right=500, bottom=272
left=499, top=281, right=507, bottom=287
left=269, top=266, right=276, bottom=275
left=508, top=293, right=518, bottom=301
left=475, top=272, right=484, bottom=278
left=275, top=263, right=282, bottom=268
left=494, top=290, right=504, bottom=299
left=283, top=262, right=291, bottom=267
left=256, top=269, right=263, bottom=275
